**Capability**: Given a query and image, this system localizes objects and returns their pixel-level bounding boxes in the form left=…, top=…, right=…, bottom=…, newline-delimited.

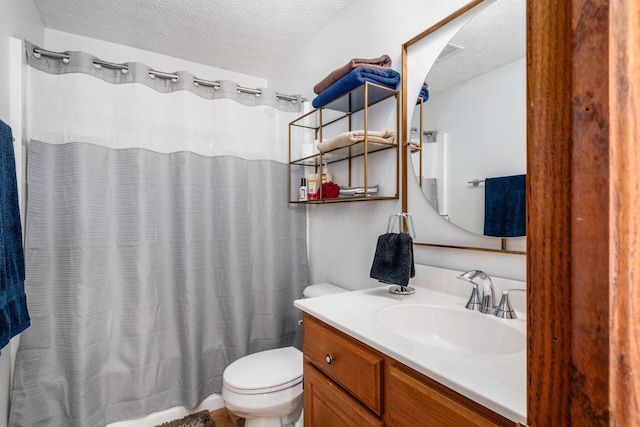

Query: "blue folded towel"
left=418, top=85, right=429, bottom=102
left=370, top=233, right=415, bottom=286
left=0, top=119, right=29, bottom=353
left=483, top=174, right=526, bottom=237
left=312, top=66, right=401, bottom=109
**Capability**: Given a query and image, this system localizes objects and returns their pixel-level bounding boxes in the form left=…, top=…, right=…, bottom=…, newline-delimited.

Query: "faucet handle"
left=458, top=281, right=482, bottom=311
left=494, top=289, right=526, bottom=319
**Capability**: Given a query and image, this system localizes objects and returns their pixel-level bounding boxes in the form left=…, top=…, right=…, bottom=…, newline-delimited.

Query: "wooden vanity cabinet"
left=303, top=312, right=384, bottom=414
left=302, top=313, right=518, bottom=427
left=388, top=363, right=516, bottom=427
left=304, top=363, right=383, bottom=427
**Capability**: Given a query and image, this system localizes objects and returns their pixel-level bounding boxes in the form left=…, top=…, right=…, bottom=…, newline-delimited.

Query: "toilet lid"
left=223, top=347, right=302, bottom=394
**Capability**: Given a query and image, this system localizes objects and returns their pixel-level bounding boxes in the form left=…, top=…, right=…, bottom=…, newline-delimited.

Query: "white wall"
left=271, top=0, right=526, bottom=289
left=0, top=2, right=44, bottom=425
left=0, top=0, right=43, bottom=119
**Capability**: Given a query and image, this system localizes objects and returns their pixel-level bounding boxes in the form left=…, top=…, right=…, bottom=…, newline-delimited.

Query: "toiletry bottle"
left=298, top=178, right=308, bottom=201
left=308, top=174, right=319, bottom=200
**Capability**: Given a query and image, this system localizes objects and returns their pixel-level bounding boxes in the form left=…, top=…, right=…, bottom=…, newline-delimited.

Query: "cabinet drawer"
left=303, top=314, right=384, bottom=415
left=388, top=363, right=517, bottom=427
left=304, top=362, right=383, bottom=427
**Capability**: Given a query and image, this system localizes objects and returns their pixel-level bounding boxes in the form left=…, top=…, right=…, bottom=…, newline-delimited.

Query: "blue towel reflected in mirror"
left=483, top=174, right=526, bottom=237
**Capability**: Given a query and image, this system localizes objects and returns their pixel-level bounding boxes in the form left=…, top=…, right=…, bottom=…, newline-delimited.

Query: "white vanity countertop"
left=294, top=283, right=527, bottom=424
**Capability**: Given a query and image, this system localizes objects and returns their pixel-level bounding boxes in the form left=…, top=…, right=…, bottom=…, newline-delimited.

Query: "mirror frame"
left=401, top=0, right=526, bottom=255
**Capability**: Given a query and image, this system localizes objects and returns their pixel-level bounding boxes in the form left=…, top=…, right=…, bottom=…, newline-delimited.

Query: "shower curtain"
left=9, top=41, right=309, bottom=427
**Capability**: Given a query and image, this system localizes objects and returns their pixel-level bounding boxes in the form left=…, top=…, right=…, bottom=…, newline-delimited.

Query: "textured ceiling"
left=34, top=0, right=524, bottom=87
left=33, top=0, right=355, bottom=79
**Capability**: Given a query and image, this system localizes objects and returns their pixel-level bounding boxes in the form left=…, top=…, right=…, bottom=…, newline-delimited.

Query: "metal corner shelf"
left=290, top=140, right=397, bottom=167
left=290, top=195, right=399, bottom=204
left=288, top=81, right=400, bottom=204
left=289, top=82, right=398, bottom=131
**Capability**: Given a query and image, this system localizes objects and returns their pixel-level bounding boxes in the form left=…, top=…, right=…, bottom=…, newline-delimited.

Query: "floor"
left=209, top=408, right=245, bottom=427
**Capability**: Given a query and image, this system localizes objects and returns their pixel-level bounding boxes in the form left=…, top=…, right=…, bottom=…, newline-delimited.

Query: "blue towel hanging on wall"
left=483, top=174, right=526, bottom=237
left=0, top=119, right=29, bottom=353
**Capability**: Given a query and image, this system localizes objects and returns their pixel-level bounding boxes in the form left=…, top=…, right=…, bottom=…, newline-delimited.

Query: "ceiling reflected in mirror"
left=428, top=0, right=525, bottom=95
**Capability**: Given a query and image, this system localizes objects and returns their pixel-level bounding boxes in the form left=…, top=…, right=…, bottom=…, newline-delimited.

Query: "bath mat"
left=153, top=408, right=245, bottom=427
left=154, top=410, right=215, bottom=427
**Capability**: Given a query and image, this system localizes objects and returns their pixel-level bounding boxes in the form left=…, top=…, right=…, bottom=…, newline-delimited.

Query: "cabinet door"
left=303, top=314, right=384, bottom=415
left=304, top=362, right=383, bottom=427
left=388, top=364, right=517, bottom=427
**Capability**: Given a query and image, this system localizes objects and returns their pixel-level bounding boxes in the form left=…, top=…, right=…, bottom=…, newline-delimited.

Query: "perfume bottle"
left=298, top=178, right=308, bottom=201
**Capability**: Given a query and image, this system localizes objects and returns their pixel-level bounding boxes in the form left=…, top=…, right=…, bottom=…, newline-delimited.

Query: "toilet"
left=222, top=283, right=348, bottom=427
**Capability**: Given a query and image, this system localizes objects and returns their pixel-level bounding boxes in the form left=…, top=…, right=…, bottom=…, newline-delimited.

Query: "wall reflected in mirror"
left=410, top=0, right=526, bottom=237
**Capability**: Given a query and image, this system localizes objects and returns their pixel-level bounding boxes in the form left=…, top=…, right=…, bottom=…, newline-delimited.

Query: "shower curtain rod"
left=32, top=46, right=306, bottom=103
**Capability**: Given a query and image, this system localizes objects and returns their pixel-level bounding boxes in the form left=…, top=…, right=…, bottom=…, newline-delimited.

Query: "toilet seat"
left=223, top=347, right=302, bottom=395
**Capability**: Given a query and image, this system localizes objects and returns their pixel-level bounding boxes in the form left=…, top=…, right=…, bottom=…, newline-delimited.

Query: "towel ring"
left=387, top=212, right=416, bottom=238
left=384, top=212, right=416, bottom=296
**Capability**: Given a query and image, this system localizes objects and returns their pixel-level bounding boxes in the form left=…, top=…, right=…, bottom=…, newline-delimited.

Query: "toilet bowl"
left=222, top=283, right=348, bottom=427
left=222, top=347, right=303, bottom=427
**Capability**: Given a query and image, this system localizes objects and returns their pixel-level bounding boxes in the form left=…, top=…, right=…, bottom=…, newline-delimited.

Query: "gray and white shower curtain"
left=9, top=42, right=309, bottom=427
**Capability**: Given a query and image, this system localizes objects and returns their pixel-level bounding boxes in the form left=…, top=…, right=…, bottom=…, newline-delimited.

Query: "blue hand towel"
left=0, top=119, right=29, bottom=353
left=483, top=174, right=526, bottom=237
left=312, top=66, right=401, bottom=109
left=370, top=233, right=415, bottom=286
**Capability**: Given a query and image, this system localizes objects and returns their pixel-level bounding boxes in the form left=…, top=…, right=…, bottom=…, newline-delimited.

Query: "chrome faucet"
left=457, top=270, right=496, bottom=315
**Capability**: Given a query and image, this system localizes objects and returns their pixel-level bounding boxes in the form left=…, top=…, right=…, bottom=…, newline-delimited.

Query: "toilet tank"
left=302, top=282, right=349, bottom=298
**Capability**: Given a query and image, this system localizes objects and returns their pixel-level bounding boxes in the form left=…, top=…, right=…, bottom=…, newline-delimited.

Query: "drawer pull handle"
left=325, top=353, right=334, bottom=365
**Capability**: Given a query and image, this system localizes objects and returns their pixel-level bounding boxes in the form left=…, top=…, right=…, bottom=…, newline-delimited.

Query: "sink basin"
left=375, top=304, right=525, bottom=355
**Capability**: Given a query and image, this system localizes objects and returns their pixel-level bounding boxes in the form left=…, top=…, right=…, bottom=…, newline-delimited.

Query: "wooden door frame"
left=609, top=0, right=640, bottom=423
left=527, top=0, right=639, bottom=424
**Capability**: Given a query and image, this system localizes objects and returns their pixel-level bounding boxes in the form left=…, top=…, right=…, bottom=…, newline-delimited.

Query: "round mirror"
left=409, top=0, right=526, bottom=237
